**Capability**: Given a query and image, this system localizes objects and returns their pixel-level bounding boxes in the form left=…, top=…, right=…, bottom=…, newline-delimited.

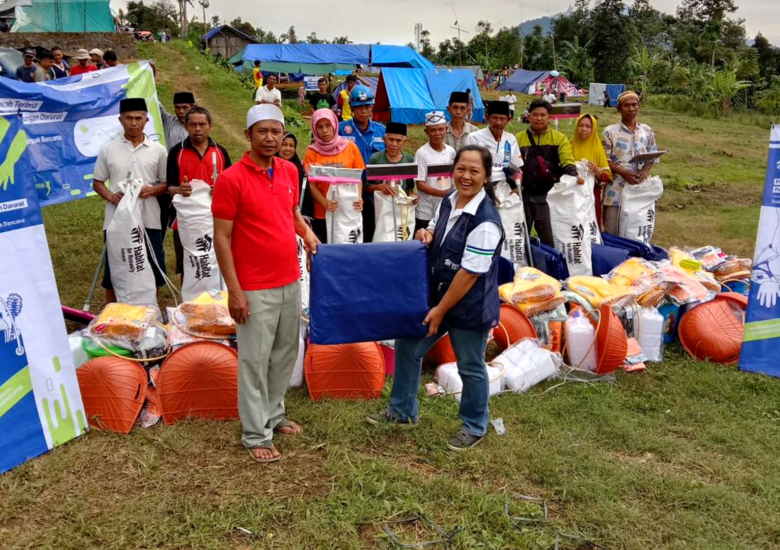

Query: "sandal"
left=247, top=441, right=281, bottom=464
left=273, top=419, right=303, bottom=436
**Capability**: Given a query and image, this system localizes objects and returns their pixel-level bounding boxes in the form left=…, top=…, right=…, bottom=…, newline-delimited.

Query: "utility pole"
left=448, top=2, right=469, bottom=66
left=414, top=23, right=422, bottom=53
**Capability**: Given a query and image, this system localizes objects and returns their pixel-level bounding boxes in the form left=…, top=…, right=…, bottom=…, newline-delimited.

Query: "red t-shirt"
left=70, top=64, right=98, bottom=76
left=212, top=153, right=300, bottom=291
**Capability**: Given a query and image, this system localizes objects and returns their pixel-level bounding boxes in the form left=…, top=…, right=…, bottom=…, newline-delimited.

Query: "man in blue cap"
left=339, top=84, right=386, bottom=242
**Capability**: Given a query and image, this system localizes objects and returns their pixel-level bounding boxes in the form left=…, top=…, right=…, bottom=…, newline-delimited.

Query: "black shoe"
left=447, top=429, right=484, bottom=452
left=366, top=410, right=417, bottom=427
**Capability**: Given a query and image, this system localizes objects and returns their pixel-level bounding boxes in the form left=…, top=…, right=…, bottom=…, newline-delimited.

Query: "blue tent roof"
left=240, top=44, right=433, bottom=69
left=374, top=68, right=485, bottom=125
left=371, top=45, right=434, bottom=69
left=242, top=44, right=370, bottom=65
left=498, top=69, right=550, bottom=92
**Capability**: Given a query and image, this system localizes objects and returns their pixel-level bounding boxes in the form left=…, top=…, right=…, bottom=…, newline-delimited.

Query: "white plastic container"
left=637, top=307, right=665, bottom=362
left=436, top=362, right=503, bottom=402
left=565, top=311, right=597, bottom=372
left=494, top=339, right=560, bottom=393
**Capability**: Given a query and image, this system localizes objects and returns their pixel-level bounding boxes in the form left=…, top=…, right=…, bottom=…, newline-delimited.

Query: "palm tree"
left=708, top=68, right=750, bottom=115
left=628, top=46, right=663, bottom=101
left=559, top=36, right=594, bottom=86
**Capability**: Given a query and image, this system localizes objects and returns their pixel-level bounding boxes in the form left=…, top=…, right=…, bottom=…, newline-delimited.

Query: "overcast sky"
left=112, top=0, right=780, bottom=46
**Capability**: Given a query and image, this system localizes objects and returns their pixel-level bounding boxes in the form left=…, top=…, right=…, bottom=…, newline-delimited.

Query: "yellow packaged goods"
left=499, top=283, right=514, bottom=304
left=90, top=303, right=158, bottom=341
left=714, top=258, right=752, bottom=281
left=566, top=276, right=634, bottom=308
left=608, top=258, right=664, bottom=293
left=511, top=267, right=562, bottom=303
left=515, top=295, right=567, bottom=317
left=179, top=290, right=236, bottom=336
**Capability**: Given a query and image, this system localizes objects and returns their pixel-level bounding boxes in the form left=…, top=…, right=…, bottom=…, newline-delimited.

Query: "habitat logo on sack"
left=647, top=209, right=655, bottom=223
left=121, top=226, right=147, bottom=274
left=195, top=234, right=213, bottom=253
left=348, top=228, right=362, bottom=244
left=507, top=221, right=526, bottom=263
left=570, top=224, right=585, bottom=241
left=189, top=233, right=213, bottom=281
left=589, top=220, right=600, bottom=242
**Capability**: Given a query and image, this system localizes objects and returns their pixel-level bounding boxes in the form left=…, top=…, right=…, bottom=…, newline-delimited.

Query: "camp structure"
left=237, top=43, right=433, bottom=75
left=2, top=0, right=115, bottom=32
left=373, top=68, right=485, bottom=124
left=332, top=76, right=379, bottom=98
left=588, top=83, right=626, bottom=107
left=436, top=65, right=484, bottom=82
left=202, top=25, right=258, bottom=60
left=498, top=69, right=585, bottom=97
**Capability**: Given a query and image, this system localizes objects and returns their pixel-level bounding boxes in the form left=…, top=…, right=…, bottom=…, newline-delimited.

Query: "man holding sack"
left=167, top=106, right=231, bottom=296
left=212, top=105, right=319, bottom=464
left=93, top=98, right=168, bottom=305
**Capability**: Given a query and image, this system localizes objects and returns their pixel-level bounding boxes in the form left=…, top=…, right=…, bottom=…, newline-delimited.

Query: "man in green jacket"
left=516, top=99, right=582, bottom=246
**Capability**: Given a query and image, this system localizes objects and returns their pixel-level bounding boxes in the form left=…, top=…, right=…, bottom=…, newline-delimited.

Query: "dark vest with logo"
left=429, top=192, right=505, bottom=331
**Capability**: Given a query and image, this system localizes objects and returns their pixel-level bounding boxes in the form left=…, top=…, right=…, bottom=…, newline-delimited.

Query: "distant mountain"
left=516, top=14, right=557, bottom=37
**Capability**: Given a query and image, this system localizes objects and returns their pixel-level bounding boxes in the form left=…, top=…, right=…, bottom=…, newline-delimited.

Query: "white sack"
left=172, top=180, right=221, bottom=301
left=373, top=190, right=416, bottom=243
left=575, top=160, right=603, bottom=245
left=492, top=338, right=560, bottom=393
left=547, top=175, right=593, bottom=276
left=619, top=175, right=663, bottom=244
left=296, top=236, right=309, bottom=312
left=435, top=362, right=503, bottom=402
left=326, top=184, right=363, bottom=244
left=497, top=192, right=529, bottom=270
left=106, top=180, right=157, bottom=306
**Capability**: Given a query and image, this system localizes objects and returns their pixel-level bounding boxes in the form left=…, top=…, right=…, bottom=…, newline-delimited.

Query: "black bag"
left=522, top=129, right=557, bottom=195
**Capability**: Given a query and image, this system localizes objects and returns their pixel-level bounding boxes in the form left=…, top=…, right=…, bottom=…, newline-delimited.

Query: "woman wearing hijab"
left=570, top=113, right=613, bottom=229
left=303, top=108, right=365, bottom=243
left=277, top=133, right=313, bottom=218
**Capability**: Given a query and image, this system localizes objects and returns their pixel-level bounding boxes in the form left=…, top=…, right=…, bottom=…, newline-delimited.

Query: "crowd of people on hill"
left=13, top=47, right=121, bottom=82
left=93, top=77, right=658, bottom=461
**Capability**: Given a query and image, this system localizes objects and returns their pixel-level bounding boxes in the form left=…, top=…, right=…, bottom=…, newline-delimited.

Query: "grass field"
left=2, top=41, right=780, bottom=549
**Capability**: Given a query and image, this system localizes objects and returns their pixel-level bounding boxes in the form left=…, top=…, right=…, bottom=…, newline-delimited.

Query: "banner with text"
left=0, top=114, right=87, bottom=474
left=740, top=125, right=780, bottom=377
left=0, top=61, right=164, bottom=207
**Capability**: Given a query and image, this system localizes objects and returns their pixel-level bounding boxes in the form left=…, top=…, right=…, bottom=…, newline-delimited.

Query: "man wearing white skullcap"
left=212, top=104, right=320, bottom=464
left=413, top=111, right=456, bottom=233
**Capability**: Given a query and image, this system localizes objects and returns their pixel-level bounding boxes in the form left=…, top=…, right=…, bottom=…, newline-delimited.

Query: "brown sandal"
left=274, top=419, right=303, bottom=436
left=247, top=442, right=281, bottom=463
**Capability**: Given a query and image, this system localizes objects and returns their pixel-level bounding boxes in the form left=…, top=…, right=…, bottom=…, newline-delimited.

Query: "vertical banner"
left=0, top=115, right=86, bottom=474
left=0, top=61, right=164, bottom=207
left=740, top=125, right=780, bottom=376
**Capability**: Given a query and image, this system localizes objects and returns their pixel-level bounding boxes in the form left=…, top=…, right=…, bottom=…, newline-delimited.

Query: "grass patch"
left=4, top=42, right=778, bottom=549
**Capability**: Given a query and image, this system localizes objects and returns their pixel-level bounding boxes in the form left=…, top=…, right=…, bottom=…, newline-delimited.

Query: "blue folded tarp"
left=530, top=238, right=570, bottom=281
left=601, top=233, right=669, bottom=262
left=592, top=243, right=631, bottom=276
left=310, top=242, right=430, bottom=345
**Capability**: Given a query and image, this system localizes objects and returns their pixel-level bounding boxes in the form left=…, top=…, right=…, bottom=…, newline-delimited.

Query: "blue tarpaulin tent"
left=588, top=83, right=626, bottom=107
left=9, top=0, right=115, bottom=32
left=242, top=44, right=370, bottom=65
left=498, top=69, right=550, bottom=92
left=241, top=44, right=433, bottom=70
left=374, top=68, right=485, bottom=124
left=371, top=45, right=434, bottom=69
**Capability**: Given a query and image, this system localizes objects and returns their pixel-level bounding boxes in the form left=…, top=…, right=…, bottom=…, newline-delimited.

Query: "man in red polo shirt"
left=167, top=106, right=231, bottom=285
left=212, top=104, right=319, bottom=464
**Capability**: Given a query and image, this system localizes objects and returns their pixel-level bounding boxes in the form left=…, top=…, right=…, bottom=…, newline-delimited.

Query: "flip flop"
left=273, top=419, right=303, bottom=435
left=247, top=442, right=281, bottom=464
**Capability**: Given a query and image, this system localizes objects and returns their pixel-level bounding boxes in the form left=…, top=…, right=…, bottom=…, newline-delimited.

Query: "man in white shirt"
left=543, top=91, right=557, bottom=105
left=255, top=74, right=282, bottom=106
left=466, top=100, right=523, bottom=191
left=92, top=98, right=169, bottom=303
left=507, top=93, right=517, bottom=118
left=414, top=111, right=457, bottom=234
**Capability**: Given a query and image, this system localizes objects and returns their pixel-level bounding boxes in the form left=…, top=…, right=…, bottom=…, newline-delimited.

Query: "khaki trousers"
left=236, top=282, right=301, bottom=449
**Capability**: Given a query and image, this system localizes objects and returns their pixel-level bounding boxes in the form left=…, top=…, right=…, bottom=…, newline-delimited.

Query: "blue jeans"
left=388, top=326, right=491, bottom=437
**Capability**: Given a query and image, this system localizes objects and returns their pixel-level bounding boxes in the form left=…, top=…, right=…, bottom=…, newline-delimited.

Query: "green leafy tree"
left=588, top=0, right=637, bottom=82
left=628, top=46, right=664, bottom=100
left=677, top=0, right=737, bottom=68
left=306, top=32, right=327, bottom=44
left=708, top=66, right=750, bottom=114
left=420, top=29, right=436, bottom=60
left=280, top=26, right=299, bottom=44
